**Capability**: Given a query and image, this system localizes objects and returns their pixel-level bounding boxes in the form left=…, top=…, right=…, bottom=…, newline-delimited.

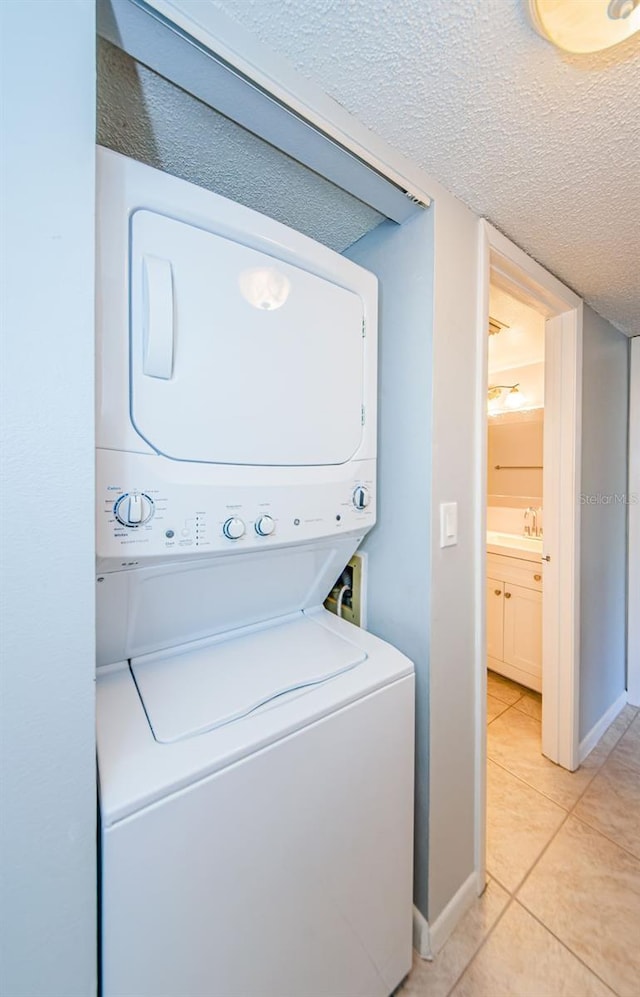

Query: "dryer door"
left=130, top=210, right=365, bottom=466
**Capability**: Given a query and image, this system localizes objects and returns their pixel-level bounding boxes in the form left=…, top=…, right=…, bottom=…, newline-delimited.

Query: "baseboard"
left=578, top=690, right=628, bottom=764
left=412, top=871, right=478, bottom=961
left=412, top=904, right=432, bottom=960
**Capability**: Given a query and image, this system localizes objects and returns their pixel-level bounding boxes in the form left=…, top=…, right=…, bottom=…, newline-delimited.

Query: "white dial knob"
left=223, top=517, right=245, bottom=540
left=352, top=486, right=371, bottom=510
left=255, top=515, right=275, bottom=537
left=114, top=492, right=154, bottom=527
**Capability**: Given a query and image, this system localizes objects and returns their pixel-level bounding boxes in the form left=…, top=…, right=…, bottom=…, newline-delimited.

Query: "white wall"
left=628, top=338, right=640, bottom=707
left=427, top=193, right=480, bottom=921
left=346, top=192, right=480, bottom=927
left=579, top=306, right=629, bottom=739
left=0, top=4, right=97, bottom=995
left=346, top=211, right=434, bottom=916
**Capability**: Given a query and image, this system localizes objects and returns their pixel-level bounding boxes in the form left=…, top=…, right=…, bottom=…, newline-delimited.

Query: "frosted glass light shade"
left=504, top=386, right=526, bottom=409
left=528, top=0, right=640, bottom=53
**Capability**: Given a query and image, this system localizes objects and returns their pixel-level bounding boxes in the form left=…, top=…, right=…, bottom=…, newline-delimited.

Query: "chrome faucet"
left=525, top=506, right=543, bottom=537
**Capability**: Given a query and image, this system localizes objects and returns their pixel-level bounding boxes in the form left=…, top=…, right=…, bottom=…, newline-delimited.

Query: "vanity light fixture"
left=488, top=383, right=526, bottom=414
left=527, top=0, right=640, bottom=54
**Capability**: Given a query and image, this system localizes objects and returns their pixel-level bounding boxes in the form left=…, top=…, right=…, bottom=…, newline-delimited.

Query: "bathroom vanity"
left=486, top=532, right=543, bottom=692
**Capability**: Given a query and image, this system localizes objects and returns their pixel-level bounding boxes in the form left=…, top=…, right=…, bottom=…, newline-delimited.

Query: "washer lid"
left=130, top=209, right=366, bottom=467
left=130, top=615, right=367, bottom=744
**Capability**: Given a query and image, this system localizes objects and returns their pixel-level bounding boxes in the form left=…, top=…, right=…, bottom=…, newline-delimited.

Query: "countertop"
left=486, top=531, right=543, bottom=564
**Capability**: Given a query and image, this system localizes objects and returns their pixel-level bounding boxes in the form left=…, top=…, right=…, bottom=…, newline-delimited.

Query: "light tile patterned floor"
left=398, top=673, right=640, bottom=997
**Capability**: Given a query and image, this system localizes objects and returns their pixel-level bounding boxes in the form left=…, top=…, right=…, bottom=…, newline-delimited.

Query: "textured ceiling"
left=215, top=0, right=640, bottom=336
left=97, top=39, right=383, bottom=252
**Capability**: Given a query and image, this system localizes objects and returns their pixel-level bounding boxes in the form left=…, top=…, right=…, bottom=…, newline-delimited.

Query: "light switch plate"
left=440, top=502, right=458, bottom=548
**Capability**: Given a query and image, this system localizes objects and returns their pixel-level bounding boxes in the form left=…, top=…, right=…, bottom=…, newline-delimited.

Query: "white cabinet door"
left=503, top=583, right=542, bottom=682
left=486, top=578, right=504, bottom=662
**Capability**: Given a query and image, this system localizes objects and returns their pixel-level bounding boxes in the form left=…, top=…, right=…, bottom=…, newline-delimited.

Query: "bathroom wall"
left=488, top=284, right=545, bottom=532
left=487, top=408, right=544, bottom=506
left=487, top=506, right=540, bottom=535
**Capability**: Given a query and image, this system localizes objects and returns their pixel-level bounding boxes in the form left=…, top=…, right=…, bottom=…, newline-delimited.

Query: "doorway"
left=475, top=222, right=583, bottom=890
left=486, top=282, right=545, bottom=698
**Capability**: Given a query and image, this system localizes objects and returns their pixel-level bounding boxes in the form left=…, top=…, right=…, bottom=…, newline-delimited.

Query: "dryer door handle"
left=142, top=255, right=174, bottom=379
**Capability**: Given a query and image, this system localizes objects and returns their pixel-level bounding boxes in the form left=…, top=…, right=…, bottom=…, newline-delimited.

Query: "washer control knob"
left=352, top=486, right=371, bottom=511
left=114, top=492, right=154, bottom=527
left=223, top=517, right=246, bottom=540
left=255, top=515, right=275, bottom=537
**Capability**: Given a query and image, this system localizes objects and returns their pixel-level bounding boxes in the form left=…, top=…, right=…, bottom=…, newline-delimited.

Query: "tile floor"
left=398, top=672, right=640, bottom=997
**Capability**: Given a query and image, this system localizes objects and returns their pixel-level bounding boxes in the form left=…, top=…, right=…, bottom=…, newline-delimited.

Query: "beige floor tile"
left=487, top=671, right=524, bottom=706
left=486, top=761, right=566, bottom=892
left=451, top=901, right=614, bottom=997
left=487, top=694, right=510, bottom=724
left=518, top=816, right=640, bottom=996
left=581, top=704, right=638, bottom=772
left=398, top=879, right=509, bottom=997
left=574, top=752, right=640, bottom=860
left=513, top=690, right=542, bottom=721
left=609, top=712, right=640, bottom=774
left=487, top=709, right=593, bottom=809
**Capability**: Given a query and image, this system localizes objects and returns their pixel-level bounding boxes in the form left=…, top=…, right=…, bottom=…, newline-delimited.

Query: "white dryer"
left=95, top=148, right=415, bottom=997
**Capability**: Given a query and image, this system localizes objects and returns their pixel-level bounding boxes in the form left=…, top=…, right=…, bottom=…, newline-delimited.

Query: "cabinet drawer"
left=487, top=553, right=543, bottom=591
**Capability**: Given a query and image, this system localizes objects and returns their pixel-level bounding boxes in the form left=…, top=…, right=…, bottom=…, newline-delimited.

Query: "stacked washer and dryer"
left=95, top=148, right=415, bottom=997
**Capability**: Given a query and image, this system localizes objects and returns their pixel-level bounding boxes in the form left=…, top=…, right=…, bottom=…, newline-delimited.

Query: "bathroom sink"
left=486, top=531, right=543, bottom=562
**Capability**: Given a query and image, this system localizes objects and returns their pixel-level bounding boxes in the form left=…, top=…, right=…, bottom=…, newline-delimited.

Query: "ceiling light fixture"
left=527, top=0, right=640, bottom=53
left=488, top=383, right=526, bottom=414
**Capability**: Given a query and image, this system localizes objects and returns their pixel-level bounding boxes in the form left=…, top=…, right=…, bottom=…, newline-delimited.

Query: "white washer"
left=96, top=149, right=415, bottom=997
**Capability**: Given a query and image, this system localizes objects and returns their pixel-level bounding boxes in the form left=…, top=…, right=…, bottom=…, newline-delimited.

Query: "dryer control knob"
left=352, top=486, right=371, bottom=511
left=223, top=517, right=246, bottom=540
left=255, top=515, right=275, bottom=537
left=114, top=492, right=154, bottom=527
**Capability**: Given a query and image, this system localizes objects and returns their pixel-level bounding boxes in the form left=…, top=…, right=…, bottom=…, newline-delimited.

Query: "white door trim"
left=475, top=221, right=582, bottom=890
left=628, top=338, right=640, bottom=707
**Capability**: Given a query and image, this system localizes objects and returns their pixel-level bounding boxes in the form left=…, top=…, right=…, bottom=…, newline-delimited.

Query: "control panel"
left=97, top=450, right=376, bottom=571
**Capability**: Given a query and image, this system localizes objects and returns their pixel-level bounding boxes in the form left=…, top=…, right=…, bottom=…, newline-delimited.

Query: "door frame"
left=474, top=221, right=583, bottom=891
left=628, top=338, right=640, bottom=707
